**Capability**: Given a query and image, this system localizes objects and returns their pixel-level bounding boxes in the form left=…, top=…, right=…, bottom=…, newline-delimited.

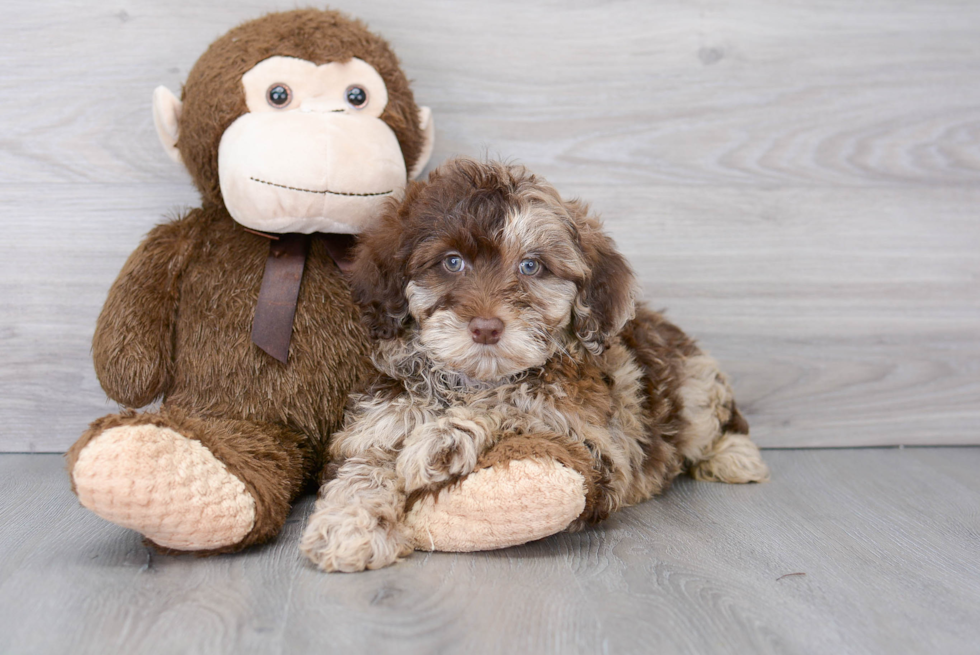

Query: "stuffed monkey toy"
left=67, top=8, right=592, bottom=556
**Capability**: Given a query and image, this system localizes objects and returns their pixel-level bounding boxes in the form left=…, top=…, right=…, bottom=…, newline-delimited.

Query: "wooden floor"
left=1, top=449, right=978, bottom=654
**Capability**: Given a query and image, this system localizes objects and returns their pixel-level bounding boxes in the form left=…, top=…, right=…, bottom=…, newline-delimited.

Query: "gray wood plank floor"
left=2, top=0, right=979, bottom=451
left=1, top=450, right=978, bottom=654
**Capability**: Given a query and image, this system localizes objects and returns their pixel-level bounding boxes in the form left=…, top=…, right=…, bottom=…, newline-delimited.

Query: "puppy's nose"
left=469, top=317, right=505, bottom=345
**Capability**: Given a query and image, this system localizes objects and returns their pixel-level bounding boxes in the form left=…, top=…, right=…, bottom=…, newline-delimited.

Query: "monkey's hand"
left=93, top=212, right=198, bottom=407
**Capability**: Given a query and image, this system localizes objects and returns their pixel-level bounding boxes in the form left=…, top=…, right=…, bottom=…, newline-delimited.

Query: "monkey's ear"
left=152, top=86, right=183, bottom=165
left=568, top=200, right=638, bottom=354
left=408, top=107, right=435, bottom=180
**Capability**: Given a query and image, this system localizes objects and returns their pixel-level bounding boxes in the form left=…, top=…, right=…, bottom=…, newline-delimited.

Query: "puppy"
left=301, top=158, right=769, bottom=572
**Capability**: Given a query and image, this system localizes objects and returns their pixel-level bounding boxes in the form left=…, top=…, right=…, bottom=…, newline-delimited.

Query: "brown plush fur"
left=92, top=210, right=368, bottom=458
left=299, top=159, right=768, bottom=571
left=67, top=9, right=425, bottom=553
left=75, top=208, right=369, bottom=550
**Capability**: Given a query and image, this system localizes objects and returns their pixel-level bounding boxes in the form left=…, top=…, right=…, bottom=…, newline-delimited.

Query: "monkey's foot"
left=405, top=459, right=586, bottom=552
left=71, top=424, right=256, bottom=551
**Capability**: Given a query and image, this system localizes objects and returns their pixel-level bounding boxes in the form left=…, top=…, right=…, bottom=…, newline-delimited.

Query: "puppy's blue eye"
left=519, top=258, right=540, bottom=276
left=443, top=255, right=465, bottom=273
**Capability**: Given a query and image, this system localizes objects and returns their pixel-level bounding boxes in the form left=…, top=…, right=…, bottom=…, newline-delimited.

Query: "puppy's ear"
left=567, top=200, right=638, bottom=354
left=349, top=191, right=418, bottom=340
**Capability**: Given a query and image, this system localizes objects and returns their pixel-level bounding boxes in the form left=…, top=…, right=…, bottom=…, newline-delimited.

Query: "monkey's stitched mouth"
left=250, top=177, right=393, bottom=197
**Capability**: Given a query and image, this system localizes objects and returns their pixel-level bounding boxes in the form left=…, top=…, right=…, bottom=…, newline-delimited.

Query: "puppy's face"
left=402, top=202, right=582, bottom=380
left=351, top=159, right=637, bottom=382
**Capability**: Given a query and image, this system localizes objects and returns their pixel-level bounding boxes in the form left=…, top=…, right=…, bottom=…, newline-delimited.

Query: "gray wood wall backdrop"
left=1, top=0, right=978, bottom=452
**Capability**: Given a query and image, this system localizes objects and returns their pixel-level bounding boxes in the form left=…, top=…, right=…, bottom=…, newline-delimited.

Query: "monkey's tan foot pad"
left=405, top=459, right=586, bottom=552
left=71, top=424, right=256, bottom=551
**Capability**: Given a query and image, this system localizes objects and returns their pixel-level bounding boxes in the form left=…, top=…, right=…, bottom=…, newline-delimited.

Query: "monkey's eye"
left=345, top=85, right=368, bottom=109
left=443, top=254, right=465, bottom=273
left=266, top=84, right=292, bottom=108
left=519, top=258, right=541, bottom=276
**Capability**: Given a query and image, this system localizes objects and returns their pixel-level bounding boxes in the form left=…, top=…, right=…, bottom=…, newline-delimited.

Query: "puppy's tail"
left=688, top=406, right=769, bottom=484
left=677, top=354, right=770, bottom=484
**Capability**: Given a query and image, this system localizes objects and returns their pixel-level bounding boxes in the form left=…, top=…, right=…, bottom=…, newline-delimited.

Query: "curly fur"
left=301, top=158, right=769, bottom=571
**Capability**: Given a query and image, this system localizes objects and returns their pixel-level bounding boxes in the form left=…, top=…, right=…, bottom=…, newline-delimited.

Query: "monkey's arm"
left=93, top=212, right=198, bottom=407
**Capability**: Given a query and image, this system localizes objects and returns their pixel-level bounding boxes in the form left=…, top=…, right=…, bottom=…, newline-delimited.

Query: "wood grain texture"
left=2, top=450, right=979, bottom=654
left=1, top=0, right=979, bottom=450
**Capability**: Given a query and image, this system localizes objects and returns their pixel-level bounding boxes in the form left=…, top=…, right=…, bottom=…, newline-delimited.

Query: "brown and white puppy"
left=300, top=158, right=769, bottom=572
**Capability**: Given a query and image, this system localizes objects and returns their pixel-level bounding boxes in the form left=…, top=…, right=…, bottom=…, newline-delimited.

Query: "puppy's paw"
left=300, top=499, right=411, bottom=572
left=690, top=433, right=770, bottom=484
left=397, top=419, right=481, bottom=493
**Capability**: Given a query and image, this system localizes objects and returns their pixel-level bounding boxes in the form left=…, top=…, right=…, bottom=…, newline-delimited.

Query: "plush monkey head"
left=152, top=9, right=434, bottom=235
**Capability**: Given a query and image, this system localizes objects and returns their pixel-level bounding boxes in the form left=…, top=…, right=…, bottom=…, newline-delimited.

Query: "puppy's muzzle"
left=469, top=317, right=505, bottom=345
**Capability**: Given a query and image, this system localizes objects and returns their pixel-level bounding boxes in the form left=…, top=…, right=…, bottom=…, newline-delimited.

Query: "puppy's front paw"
left=300, top=496, right=411, bottom=572
left=397, top=419, right=481, bottom=493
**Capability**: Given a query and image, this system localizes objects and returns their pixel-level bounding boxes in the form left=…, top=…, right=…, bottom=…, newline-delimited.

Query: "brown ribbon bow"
left=250, top=231, right=356, bottom=363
